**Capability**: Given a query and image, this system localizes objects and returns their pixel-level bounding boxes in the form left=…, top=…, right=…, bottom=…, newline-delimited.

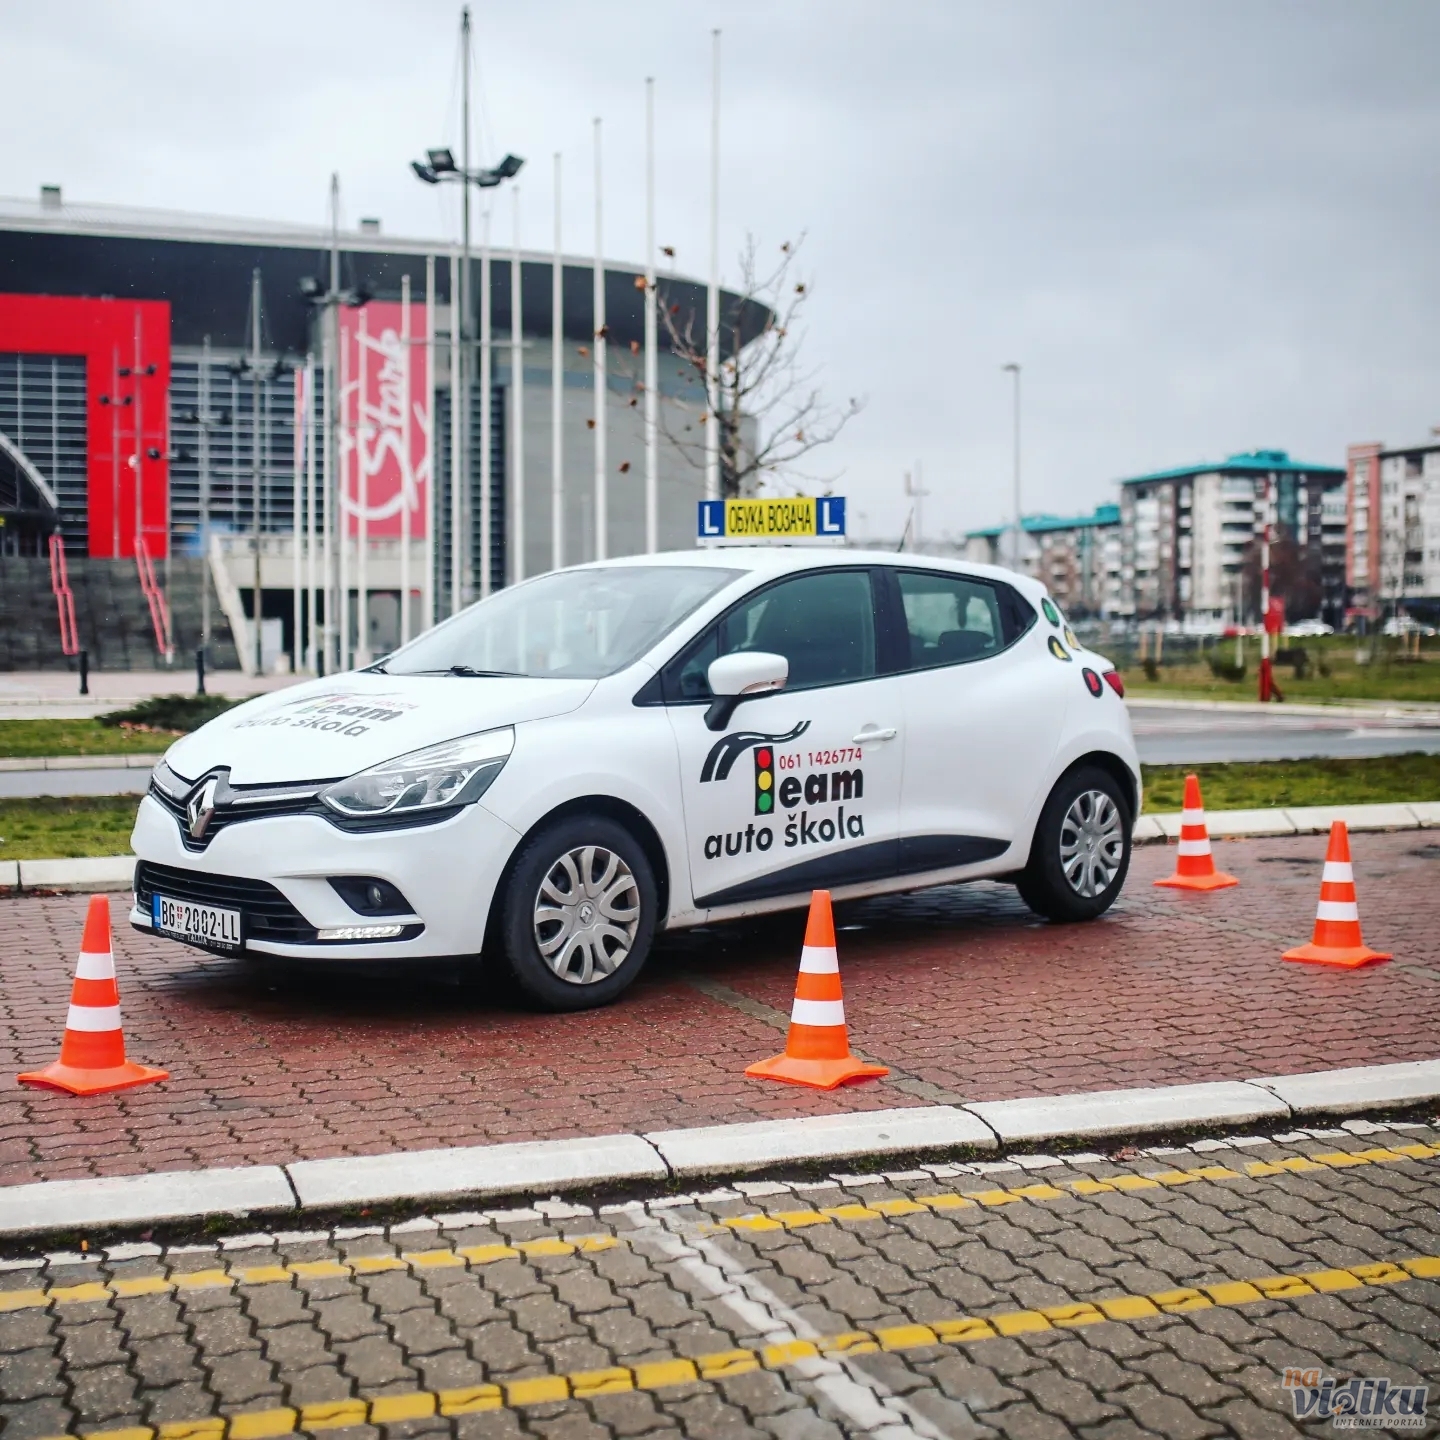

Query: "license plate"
left=152, top=894, right=242, bottom=952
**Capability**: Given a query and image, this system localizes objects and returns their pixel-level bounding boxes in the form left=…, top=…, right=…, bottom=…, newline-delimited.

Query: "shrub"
left=1142, top=657, right=1160, bottom=682
left=98, top=694, right=241, bottom=734
left=1207, top=655, right=1247, bottom=683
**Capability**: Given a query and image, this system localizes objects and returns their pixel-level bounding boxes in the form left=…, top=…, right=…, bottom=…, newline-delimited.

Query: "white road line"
left=628, top=1212, right=967, bottom=1440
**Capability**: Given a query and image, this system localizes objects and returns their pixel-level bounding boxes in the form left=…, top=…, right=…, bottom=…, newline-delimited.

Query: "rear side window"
left=896, top=569, right=1034, bottom=669
left=665, top=569, right=878, bottom=700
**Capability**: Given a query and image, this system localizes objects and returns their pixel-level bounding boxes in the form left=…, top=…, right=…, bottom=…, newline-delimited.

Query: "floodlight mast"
left=409, top=9, right=523, bottom=607
left=406, top=122, right=524, bottom=601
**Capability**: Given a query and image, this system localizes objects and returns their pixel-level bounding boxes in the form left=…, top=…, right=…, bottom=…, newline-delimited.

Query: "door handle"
left=852, top=726, right=897, bottom=744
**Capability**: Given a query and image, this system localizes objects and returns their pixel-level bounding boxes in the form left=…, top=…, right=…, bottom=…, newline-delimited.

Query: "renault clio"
left=132, top=550, right=1140, bottom=1010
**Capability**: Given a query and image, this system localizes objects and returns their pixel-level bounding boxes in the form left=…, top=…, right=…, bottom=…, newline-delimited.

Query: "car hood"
left=164, top=673, right=596, bottom=785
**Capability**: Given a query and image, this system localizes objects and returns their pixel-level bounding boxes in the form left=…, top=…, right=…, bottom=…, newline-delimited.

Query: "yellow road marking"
left=0, top=1235, right=621, bottom=1314
left=50, top=1244, right=1434, bottom=1434
left=699, top=1143, right=1439, bottom=1239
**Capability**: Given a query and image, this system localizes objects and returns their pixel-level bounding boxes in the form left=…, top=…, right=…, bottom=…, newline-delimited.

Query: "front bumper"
left=129, top=792, right=522, bottom=961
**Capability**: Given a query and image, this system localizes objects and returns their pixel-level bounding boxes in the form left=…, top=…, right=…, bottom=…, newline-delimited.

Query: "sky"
left=3, top=0, right=1438, bottom=542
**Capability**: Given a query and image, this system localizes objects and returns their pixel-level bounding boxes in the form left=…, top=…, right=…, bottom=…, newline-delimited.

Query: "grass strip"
left=0, top=795, right=140, bottom=860
left=0, top=719, right=170, bottom=758
left=1141, top=753, right=1440, bottom=812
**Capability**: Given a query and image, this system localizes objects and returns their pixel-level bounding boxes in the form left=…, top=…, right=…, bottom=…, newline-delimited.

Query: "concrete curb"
left=0, top=754, right=161, bottom=773
left=287, top=1135, right=668, bottom=1210
left=647, top=1108, right=997, bottom=1177
left=1132, top=800, right=1440, bottom=845
left=3, top=1060, right=1436, bottom=1239
left=0, top=1166, right=293, bottom=1236
left=1126, top=696, right=1440, bottom=723
left=7, top=855, right=134, bottom=894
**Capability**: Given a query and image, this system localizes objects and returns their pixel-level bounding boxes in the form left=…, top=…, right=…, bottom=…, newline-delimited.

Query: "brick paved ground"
left=2, top=1120, right=1438, bottom=1439
left=2, top=831, right=1439, bottom=1187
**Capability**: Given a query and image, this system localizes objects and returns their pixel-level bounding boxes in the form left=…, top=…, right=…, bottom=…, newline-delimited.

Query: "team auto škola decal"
left=232, top=691, right=421, bottom=739
left=699, top=721, right=866, bottom=861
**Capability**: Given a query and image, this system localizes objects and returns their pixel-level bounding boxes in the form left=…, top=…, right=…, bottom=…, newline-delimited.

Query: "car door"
left=662, top=567, right=906, bottom=912
left=886, top=566, right=1069, bottom=873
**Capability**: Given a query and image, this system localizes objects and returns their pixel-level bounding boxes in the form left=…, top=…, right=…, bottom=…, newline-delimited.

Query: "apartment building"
left=1116, top=450, right=1346, bottom=623
left=1346, top=437, right=1440, bottom=621
left=962, top=504, right=1122, bottom=616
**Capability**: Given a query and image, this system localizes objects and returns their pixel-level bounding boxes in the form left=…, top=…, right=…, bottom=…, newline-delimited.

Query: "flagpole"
left=644, top=76, right=658, bottom=554
left=511, top=185, right=525, bottom=583
left=593, top=117, right=607, bottom=561
left=705, top=29, right=721, bottom=502
left=551, top=152, right=564, bottom=572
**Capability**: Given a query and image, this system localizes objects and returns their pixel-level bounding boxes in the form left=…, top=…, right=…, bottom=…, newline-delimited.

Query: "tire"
left=500, top=813, right=659, bottom=1011
left=1016, top=765, right=1132, bottom=922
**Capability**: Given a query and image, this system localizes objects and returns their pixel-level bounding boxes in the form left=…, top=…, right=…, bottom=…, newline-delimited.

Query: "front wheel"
left=500, top=813, right=658, bottom=1011
left=1016, top=765, right=1131, bottom=922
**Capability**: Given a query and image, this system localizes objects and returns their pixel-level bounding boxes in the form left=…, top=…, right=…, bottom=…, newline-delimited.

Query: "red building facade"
left=0, top=292, right=170, bottom=558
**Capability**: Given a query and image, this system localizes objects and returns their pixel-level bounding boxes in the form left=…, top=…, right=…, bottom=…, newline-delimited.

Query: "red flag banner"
left=338, top=299, right=431, bottom=539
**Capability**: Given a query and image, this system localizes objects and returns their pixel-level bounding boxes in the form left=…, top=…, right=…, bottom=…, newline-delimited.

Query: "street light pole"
left=410, top=53, right=523, bottom=598
left=1003, top=362, right=1021, bottom=572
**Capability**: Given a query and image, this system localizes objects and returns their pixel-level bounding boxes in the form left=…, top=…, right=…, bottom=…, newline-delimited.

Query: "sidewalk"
left=0, top=671, right=299, bottom=721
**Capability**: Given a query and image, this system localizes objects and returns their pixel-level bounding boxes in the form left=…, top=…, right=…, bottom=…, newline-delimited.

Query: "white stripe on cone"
left=74, top=951, right=116, bottom=981
left=790, top=998, right=846, bottom=1027
left=1322, top=862, right=1354, bottom=884
left=1177, top=838, right=1212, bottom=857
left=1315, top=900, right=1360, bottom=923
left=65, top=1003, right=123, bottom=1032
left=797, top=946, right=839, bottom=975
left=1181, top=809, right=1205, bottom=826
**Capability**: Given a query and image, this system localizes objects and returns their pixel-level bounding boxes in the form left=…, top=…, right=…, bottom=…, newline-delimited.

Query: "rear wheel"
left=500, top=813, right=658, bottom=1011
left=1016, top=765, right=1131, bottom=922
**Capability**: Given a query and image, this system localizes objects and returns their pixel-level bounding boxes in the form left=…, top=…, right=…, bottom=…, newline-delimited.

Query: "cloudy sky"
left=4, top=0, right=1438, bottom=541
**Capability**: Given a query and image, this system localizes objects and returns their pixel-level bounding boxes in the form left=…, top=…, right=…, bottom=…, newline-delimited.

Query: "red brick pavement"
left=1, top=830, right=1437, bottom=1186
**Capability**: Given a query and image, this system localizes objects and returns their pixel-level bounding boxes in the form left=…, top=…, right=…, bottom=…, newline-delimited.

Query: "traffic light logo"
left=754, top=747, right=775, bottom=815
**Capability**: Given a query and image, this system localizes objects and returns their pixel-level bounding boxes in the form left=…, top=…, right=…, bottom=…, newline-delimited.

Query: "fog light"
left=316, top=924, right=406, bottom=941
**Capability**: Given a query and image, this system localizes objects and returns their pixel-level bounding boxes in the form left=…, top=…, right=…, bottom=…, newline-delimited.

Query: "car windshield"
left=382, top=565, right=741, bottom=680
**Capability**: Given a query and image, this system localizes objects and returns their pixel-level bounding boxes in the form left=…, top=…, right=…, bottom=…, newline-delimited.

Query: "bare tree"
left=656, top=235, right=863, bottom=498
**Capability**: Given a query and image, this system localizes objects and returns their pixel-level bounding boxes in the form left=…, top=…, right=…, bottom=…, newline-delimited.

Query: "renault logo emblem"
left=186, top=777, right=220, bottom=840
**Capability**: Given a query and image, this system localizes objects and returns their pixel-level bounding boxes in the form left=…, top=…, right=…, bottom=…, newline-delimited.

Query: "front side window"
left=668, top=569, right=878, bottom=700
left=896, top=569, right=1033, bottom=668
left=384, top=565, right=739, bottom=680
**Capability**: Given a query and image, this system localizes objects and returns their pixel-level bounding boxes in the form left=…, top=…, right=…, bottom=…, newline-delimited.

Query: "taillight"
left=1103, top=669, right=1125, bottom=698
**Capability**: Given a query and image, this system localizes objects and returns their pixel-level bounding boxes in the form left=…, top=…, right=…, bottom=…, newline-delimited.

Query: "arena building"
left=0, top=186, right=759, bottom=670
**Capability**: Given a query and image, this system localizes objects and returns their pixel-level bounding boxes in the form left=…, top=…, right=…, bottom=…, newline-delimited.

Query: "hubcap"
left=1059, top=789, right=1125, bottom=898
left=533, top=845, right=641, bottom=985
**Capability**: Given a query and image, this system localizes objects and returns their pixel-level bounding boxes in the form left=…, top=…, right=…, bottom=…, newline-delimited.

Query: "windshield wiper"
left=442, top=665, right=524, bottom=678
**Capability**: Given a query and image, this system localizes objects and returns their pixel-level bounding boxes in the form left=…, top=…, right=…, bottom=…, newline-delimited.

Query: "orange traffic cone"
left=1283, top=821, right=1391, bottom=969
left=745, top=890, right=888, bottom=1091
left=1154, top=774, right=1238, bottom=891
left=18, top=895, right=169, bottom=1096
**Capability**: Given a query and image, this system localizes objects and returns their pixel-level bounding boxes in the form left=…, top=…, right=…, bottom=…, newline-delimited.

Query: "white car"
left=131, top=550, right=1141, bottom=1010
left=1286, top=619, right=1335, bottom=638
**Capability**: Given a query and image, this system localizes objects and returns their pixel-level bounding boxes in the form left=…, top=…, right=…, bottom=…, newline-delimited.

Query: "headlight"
left=319, top=727, right=514, bottom=820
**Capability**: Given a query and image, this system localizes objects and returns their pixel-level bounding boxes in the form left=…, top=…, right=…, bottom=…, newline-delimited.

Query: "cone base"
left=1154, top=870, right=1238, bottom=891
left=744, top=1053, right=889, bottom=1091
left=17, top=1059, right=169, bottom=1096
left=1282, top=943, right=1391, bottom=970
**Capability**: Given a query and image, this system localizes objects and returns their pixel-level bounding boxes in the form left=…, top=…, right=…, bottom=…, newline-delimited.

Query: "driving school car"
left=131, top=549, right=1141, bottom=1011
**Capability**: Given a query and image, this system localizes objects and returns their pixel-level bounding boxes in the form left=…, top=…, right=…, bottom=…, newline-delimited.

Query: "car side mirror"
left=703, top=651, right=788, bottom=731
